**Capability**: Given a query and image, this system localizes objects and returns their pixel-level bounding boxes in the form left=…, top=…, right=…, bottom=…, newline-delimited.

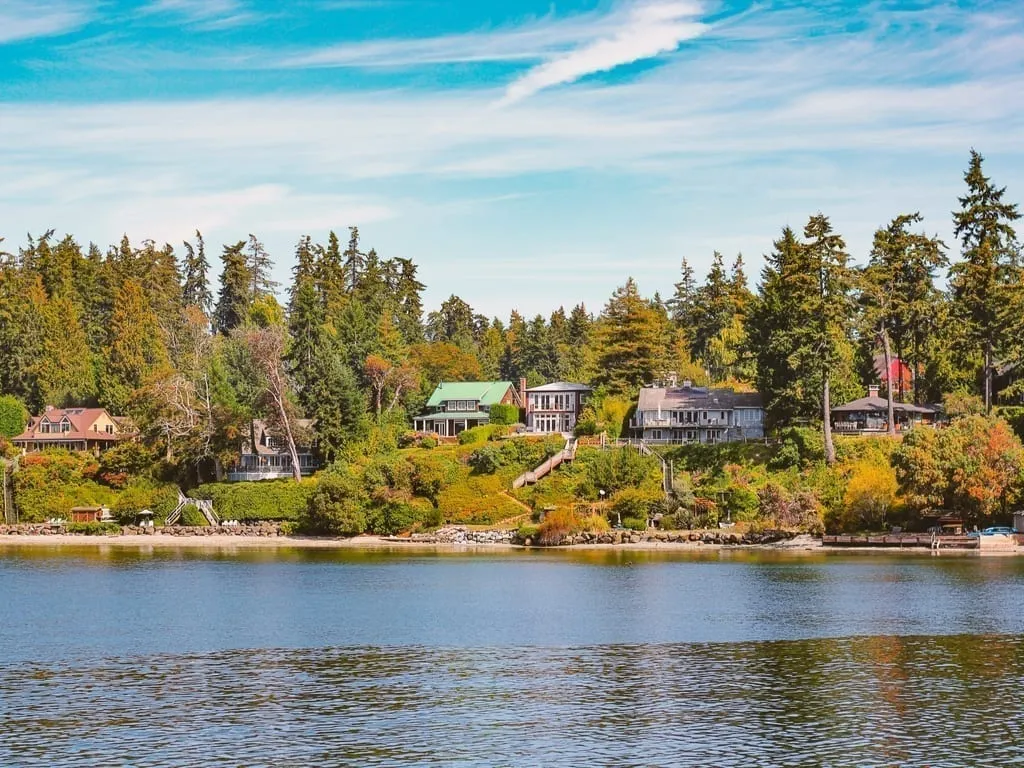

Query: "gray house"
left=632, top=382, right=764, bottom=444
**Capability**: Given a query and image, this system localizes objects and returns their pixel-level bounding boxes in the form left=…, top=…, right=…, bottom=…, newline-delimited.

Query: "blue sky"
left=2, top=0, right=1023, bottom=317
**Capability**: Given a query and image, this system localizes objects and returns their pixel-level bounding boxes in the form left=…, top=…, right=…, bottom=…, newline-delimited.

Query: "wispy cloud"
left=139, top=0, right=262, bottom=29
left=500, top=1, right=706, bottom=104
left=0, top=0, right=92, bottom=44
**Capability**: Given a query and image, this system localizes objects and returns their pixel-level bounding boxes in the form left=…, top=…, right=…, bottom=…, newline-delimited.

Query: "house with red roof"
left=11, top=406, right=136, bottom=454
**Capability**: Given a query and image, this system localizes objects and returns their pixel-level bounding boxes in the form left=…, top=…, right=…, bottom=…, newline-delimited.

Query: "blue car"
left=981, top=526, right=1017, bottom=536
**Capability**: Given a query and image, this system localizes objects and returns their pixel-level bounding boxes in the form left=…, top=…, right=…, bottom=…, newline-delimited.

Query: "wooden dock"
left=822, top=533, right=979, bottom=549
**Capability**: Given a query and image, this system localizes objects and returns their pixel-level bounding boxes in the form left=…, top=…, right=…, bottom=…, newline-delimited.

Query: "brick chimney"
left=868, top=384, right=880, bottom=398
left=519, top=377, right=529, bottom=411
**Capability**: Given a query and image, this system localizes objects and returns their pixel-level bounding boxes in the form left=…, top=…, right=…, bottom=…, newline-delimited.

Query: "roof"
left=425, top=381, right=514, bottom=408
left=831, top=396, right=937, bottom=414
left=873, top=355, right=913, bottom=384
left=244, top=419, right=315, bottom=456
left=416, top=412, right=491, bottom=421
left=13, top=407, right=134, bottom=444
left=526, top=382, right=592, bottom=393
left=637, top=385, right=763, bottom=412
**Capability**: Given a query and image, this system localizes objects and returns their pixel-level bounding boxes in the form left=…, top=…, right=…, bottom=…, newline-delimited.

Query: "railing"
left=166, top=490, right=219, bottom=526
left=512, top=438, right=577, bottom=489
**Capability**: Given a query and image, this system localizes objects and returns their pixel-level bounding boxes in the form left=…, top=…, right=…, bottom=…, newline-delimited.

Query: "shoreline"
left=0, top=532, right=989, bottom=554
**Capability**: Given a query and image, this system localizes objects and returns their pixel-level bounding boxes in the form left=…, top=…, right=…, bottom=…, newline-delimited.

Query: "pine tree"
left=594, top=278, right=664, bottom=395
left=392, top=257, right=425, bottom=344
left=246, top=234, right=278, bottom=300
left=949, top=150, right=1021, bottom=411
left=425, top=295, right=477, bottom=349
left=667, top=258, right=698, bottom=329
left=318, top=230, right=347, bottom=322
left=342, top=226, right=365, bottom=293
left=182, top=230, right=213, bottom=314
left=213, top=241, right=252, bottom=335
left=287, top=237, right=329, bottom=410
left=691, top=251, right=734, bottom=371
left=104, top=279, right=170, bottom=411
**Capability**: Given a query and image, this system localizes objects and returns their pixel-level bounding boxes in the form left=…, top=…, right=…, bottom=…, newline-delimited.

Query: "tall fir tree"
left=213, top=241, right=252, bottom=335
left=182, top=230, right=213, bottom=315
left=103, top=279, right=170, bottom=412
left=949, top=150, right=1021, bottom=411
left=594, top=278, right=665, bottom=395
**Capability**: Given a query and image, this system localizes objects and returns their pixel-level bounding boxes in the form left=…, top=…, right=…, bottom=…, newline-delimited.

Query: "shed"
left=69, top=506, right=104, bottom=523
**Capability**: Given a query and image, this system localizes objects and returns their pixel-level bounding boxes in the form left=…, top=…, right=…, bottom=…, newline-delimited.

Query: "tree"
left=667, top=258, right=697, bottom=329
left=342, top=226, right=365, bottom=293
left=213, top=241, right=251, bottom=335
left=233, top=326, right=303, bottom=482
left=0, top=395, right=27, bottom=438
left=305, top=345, right=366, bottom=462
left=949, top=150, right=1022, bottom=411
left=104, top=279, right=170, bottom=412
left=894, top=414, right=1024, bottom=524
left=425, top=295, right=477, bottom=349
left=182, top=230, right=213, bottom=314
left=593, top=278, right=665, bottom=395
left=409, top=342, right=482, bottom=386
left=246, top=234, right=278, bottom=300
left=364, top=354, right=418, bottom=418
left=839, top=461, right=898, bottom=532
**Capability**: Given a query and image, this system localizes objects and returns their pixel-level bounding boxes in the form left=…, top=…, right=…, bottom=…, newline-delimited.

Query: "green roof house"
left=413, top=381, right=521, bottom=437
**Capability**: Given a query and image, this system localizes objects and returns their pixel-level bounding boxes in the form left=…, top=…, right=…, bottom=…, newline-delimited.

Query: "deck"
left=822, top=533, right=979, bottom=549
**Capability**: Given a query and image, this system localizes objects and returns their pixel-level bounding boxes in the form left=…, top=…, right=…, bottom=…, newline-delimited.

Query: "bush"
left=573, top=418, right=598, bottom=437
left=488, top=404, right=521, bottom=425
left=64, top=522, right=121, bottom=536
left=536, top=508, right=581, bottom=545
left=457, top=426, right=491, bottom=445
left=178, top=503, right=209, bottom=527
left=468, top=444, right=506, bottom=474
left=365, top=501, right=441, bottom=535
left=578, top=513, right=610, bottom=533
left=622, top=516, right=647, bottom=531
left=300, top=470, right=366, bottom=536
left=835, top=461, right=898, bottom=533
left=111, top=481, right=178, bottom=524
left=517, top=524, right=540, bottom=540
left=190, top=480, right=315, bottom=522
left=13, top=451, right=115, bottom=523
left=97, top=442, right=156, bottom=486
left=0, top=395, right=28, bottom=438
left=610, top=487, right=660, bottom=521
left=417, top=436, right=437, bottom=449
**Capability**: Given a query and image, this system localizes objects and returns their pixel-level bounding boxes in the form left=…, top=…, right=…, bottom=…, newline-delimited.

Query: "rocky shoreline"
left=385, top=526, right=804, bottom=547
left=0, top=523, right=286, bottom=537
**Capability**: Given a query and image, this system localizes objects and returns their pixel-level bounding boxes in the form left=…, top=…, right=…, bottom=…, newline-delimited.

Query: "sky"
left=2, top=0, right=1023, bottom=318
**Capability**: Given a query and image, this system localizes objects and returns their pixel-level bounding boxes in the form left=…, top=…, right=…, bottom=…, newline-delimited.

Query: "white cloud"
left=139, top=0, right=262, bottom=28
left=0, top=0, right=91, bottom=43
left=500, top=1, right=707, bottom=104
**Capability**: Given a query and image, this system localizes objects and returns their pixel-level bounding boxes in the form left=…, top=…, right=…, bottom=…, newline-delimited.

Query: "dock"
left=822, top=533, right=979, bottom=550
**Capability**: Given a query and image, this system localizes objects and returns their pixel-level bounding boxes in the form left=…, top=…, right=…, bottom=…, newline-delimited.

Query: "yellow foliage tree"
left=839, top=461, right=898, bottom=532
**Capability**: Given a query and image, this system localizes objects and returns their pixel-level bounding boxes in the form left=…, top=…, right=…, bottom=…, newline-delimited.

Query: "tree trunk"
left=881, top=324, right=896, bottom=437
left=213, top=457, right=224, bottom=483
left=271, top=389, right=303, bottom=483
left=823, top=368, right=835, bottom=466
left=984, top=342, right=993, bottom=413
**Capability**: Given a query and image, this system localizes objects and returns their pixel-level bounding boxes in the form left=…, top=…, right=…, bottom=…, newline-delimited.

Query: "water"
left=1, top=545, right=1023, bottom=766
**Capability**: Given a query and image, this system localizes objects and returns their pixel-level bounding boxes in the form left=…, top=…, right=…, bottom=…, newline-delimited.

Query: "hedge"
left=488, top=404, right=521, bottom=426
left=190, top=479, right=316, bottom=522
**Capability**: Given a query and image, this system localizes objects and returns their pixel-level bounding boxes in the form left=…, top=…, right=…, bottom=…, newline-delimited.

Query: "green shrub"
left=517, top=524, right=540, bottom=540
left=300, top=470, right=366, bottom=536
left=417, top=436, right=437, bottom=449
left=64, top=522, right=121, bottom=536
left=0, top=395, right=28, bottom=438
left=457, top=426, right=491, bottom=445
left=178, top=504, right=209, bottom=527
left=97, top=442, right=156, bottom=486
left=13, top=451, right=114, bottom=523
left=488, top=404, right=521, bottom=425
left=468, top=444, right=506, bottom=473
left=622, top=516, right=647, bottom=531
left=573, top=418, right=598, bottom=437
left=190, top=480, right=315, bottom=522
left=279, top=520, right=299, bottom=536
left=610, top=487, right=660, bottom=521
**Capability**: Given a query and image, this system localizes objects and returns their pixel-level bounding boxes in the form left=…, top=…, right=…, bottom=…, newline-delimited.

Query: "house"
left=525, top=380, right=592, bottom=434
left=227, top=419, right=320, bottom=482
left=874, top=354, right=914, bottom=399
left=69, top=505, right=114, bottom=523
left=413, top=381, right=521, bottom=437
left=831, top=385, right=941, bottom=434
left=12, top=406, right=136, bottom=454
left=632, top=381, right=765, bottom=443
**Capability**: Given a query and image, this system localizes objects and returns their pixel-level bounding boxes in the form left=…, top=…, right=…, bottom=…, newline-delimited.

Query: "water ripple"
left=1, top=635, right=1022, bottom=767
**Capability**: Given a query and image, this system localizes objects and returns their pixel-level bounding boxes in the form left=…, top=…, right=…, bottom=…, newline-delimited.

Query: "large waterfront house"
left=12, top=406, right=136, bottom=454
left=632, top=382, right=765, bottom=443
left=413, top=381, right=521, bottom=437
left=525, top=381, right=592, bottom=434
left=228, top=419, right=320, bottom=482
left=831, top=385, right=942, bottom=434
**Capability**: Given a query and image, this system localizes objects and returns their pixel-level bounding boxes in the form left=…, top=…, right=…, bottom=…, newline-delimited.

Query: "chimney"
left=868, top=384, right=880, bottom=398
left=519, top=378, right=528, bottom=410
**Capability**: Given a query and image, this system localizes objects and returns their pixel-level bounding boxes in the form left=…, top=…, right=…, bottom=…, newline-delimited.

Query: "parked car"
left=981, top=526, right=1016, bottom=536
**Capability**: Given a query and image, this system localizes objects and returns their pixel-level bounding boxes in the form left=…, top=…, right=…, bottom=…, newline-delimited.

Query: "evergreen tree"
left=667, top=258, right=697, bottom=329
left=690, top=251, right=734, bottom=370
left=182, top=230, right=213, bottom=314
left=306, top=348, right=367, bottom=463
left=425, top=295, right=477, bottom=349
left=318, top=230, right=347, bottom=322
left=213, top=241, right=252, bottom=335
left=392, top=257, right=425, bottom=344
left=287, top=237, right=329, bottom=410
left=246, top=234, right=278, bottom=300
left=103, top=279, right=170, bottom=411
left=594, top=278, right=665, bottom=395
left=949, top=150, right=1021, bottom=411
left=343, top=226, right=365, bottom=293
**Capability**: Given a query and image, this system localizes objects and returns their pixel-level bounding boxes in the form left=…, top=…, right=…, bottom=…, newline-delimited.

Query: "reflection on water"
left=1, top=547, right=1023, bottom=766
left=1, top=636, right=1022, bottom=767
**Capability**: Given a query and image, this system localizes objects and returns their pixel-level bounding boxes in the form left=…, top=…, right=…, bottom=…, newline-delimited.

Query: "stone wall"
left=515, top=528, right=797, bottom=547
left=0, top=523, right=285, bottom=537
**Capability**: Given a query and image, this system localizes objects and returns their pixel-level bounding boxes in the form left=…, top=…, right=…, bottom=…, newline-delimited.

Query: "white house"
left=525, top=381, right=591, bottom=434
left=632, top=382, right=764, bottom=443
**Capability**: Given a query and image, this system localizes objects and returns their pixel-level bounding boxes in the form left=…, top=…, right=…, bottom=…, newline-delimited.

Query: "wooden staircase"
left=512, top=438, right=577, bottom=490
left=165, top=491, right=219, bottom=526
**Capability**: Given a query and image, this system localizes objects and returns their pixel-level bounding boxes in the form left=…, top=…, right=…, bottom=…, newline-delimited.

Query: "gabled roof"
left=244, top=419, right=315, bottom=456
left=13, top=407, right=135, bottom=444
left=831, top=396, right=937, bottom=414
left=425, top=381, right=514, bottom=408
left=527, top=382, right=592, bottom=393
left=637, top=385, right=763, bottom=412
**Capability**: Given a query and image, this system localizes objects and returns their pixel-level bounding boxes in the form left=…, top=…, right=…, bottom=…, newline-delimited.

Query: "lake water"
left=1, top=545, right=1023, bottom=766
